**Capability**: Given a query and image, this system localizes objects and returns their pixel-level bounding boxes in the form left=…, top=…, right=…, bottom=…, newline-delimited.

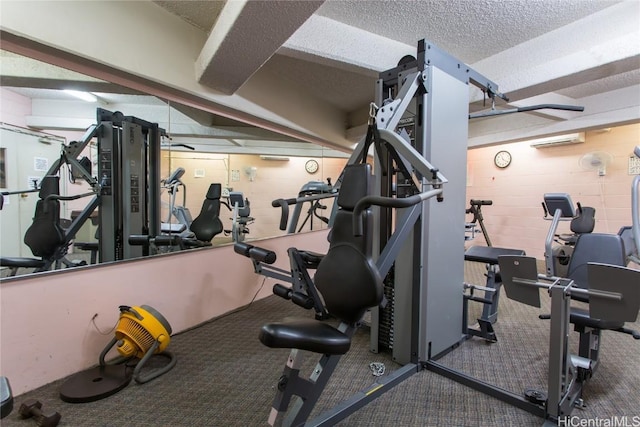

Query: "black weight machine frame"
left=465, top=199, right=493, bottom=245
left=1, top=108, right=165, bottom=274
left=234, top=241, right=330, bottom=320
left=0, top=125, right=102, bottom=275
left=240, top=182, right=338, bottom=319
left=256, top=38, right=591, bottom=427
left=462, top=199, right=527, bottom=343
left=495, top=256, right=640, bottom=425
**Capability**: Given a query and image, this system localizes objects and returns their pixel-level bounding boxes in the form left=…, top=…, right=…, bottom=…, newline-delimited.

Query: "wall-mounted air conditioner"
left=529, top=132, right=585, bottom=148
left=259, top=155, right=290, bottom=161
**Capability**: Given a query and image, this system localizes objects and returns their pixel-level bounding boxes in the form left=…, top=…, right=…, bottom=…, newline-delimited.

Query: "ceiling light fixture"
left=63, top=89, right=98, bottom=103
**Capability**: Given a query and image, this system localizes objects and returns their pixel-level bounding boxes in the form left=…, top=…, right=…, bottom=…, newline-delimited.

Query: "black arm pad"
left=234, top=242, right=254, bottom=257
left=249, top=246, right=277, bottom=264
left=153, top=235, right=181, bottom=246
left=272, top=198, right=293, bottom=231
left=129, top=235, right=151, bottom=245
left=470, top=199, right=492, bottom=206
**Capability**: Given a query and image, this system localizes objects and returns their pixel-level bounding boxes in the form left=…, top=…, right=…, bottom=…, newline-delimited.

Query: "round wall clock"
left=494, top=150, right=512, bottom=168
left=305, top=159, right=319, bottom=174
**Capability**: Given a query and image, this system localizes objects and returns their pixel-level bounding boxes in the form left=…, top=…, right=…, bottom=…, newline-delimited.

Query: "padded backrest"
left=570, top=206, right=595, bottom=234
left=618, top=226, right=635, bottom=258
left=238, top=199, right=251, bottom=218
left=314, top=164, right=383, bottom=324
left=566, top=233, right=626, bottom=288
left=229, top=192, right=251, bottom=218
left=24, top=175, right=66, bottom=258
left=190, top=183, right=224, bottom=242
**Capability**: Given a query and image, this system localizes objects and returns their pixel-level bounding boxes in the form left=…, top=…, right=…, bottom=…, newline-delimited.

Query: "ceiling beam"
left=196, top=0, right=324, bottom=94
left=0, top=2, right=353, bottom=152
left=281, top=15, right=414, bottom=75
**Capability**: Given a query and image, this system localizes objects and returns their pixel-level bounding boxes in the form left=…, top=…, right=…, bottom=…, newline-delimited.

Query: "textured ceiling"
left=152, top=0, right=224, bottom=34
left=315, top=0, right=620, bottom=63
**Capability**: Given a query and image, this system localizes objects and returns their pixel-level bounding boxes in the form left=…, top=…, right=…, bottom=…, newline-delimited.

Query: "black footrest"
left=0, top=257, right=46, bottom=269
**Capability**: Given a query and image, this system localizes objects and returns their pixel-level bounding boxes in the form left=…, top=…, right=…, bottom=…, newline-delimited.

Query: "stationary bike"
left=223, top=192, right=254, bottom=243
left=541, top=194, right=595, bottom=277
left=160, top=167, right=193, bottom=236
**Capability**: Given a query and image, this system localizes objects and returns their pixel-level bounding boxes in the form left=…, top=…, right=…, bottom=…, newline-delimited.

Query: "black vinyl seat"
left=260, top=318, right=351, bottom=355
left=0, top=176, right=66, bottom=275
left=188, top=183, right=224, bottom=243
left=129, top=183, right=224, bottom=251
left=259, top=163, right=383, bottom=354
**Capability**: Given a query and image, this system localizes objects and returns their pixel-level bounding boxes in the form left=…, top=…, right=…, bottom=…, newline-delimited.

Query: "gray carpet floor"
left=2, top=261, right=638, bottom=426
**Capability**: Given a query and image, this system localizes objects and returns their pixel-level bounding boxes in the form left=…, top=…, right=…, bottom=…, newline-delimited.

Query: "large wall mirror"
left=0, top=50, right=350, bottom=278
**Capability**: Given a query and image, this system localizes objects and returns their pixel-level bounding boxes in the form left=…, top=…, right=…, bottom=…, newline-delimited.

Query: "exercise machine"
left=235, top=241, right=329, bottom=320
left=271, top=179, right=337, bottom=234
left=465, top=199, right=493, bottom=245
left=0, top=129, right=102, bottom=275
left=438, top=201, right=637, bottom=425
left=260, top=160, right=445, bottom=426
left=542, top=194, right=595, bottom=276
left=255, top=38, right=588, bottom=427
left=618, top=145, right=640, bottom=265
left=224, top=191, right=254, bottom=243
left=1, top=108, right=169, bottom=273
left=498, top=256, right=640, bottom=425
left=96, top=108, right=162, bottom=262
left=0, top=175, right=95, bottom=276
left=461, top=199, right=526, bottom=342
left=130, top=183, right=224, bottom=251
left=160, top=167, right=192, bottom=235
left=240, top=180, right=336, bottom=318
left=463, top=245, right=525, bottom=343
left=541, top=194, right=597, bottom=277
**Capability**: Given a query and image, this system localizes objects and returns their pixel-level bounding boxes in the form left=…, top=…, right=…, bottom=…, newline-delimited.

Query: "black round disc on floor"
left=524, top=388, right=547, bottom=405
left=59, top=365, right=132, bottom=403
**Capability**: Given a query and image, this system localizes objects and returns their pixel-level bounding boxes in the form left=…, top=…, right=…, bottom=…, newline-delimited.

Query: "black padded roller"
left=273, top=284, right=292, bottom=300
left=291, top=292, right=315, bottom=310
left=129, top=235, right=150, bottom=245
left=249, top=246, right=276, bottom=264
left=234, top=242, right=253, bottom=257
left=154, top=235, right=180, bottom=246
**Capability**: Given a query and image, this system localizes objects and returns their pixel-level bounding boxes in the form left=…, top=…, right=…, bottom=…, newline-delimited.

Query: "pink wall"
left=0, top=230, right=330, bottom=395
left=466, top=124, right=640, bottom=258
left=163, top=152, right=348, bottom=239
